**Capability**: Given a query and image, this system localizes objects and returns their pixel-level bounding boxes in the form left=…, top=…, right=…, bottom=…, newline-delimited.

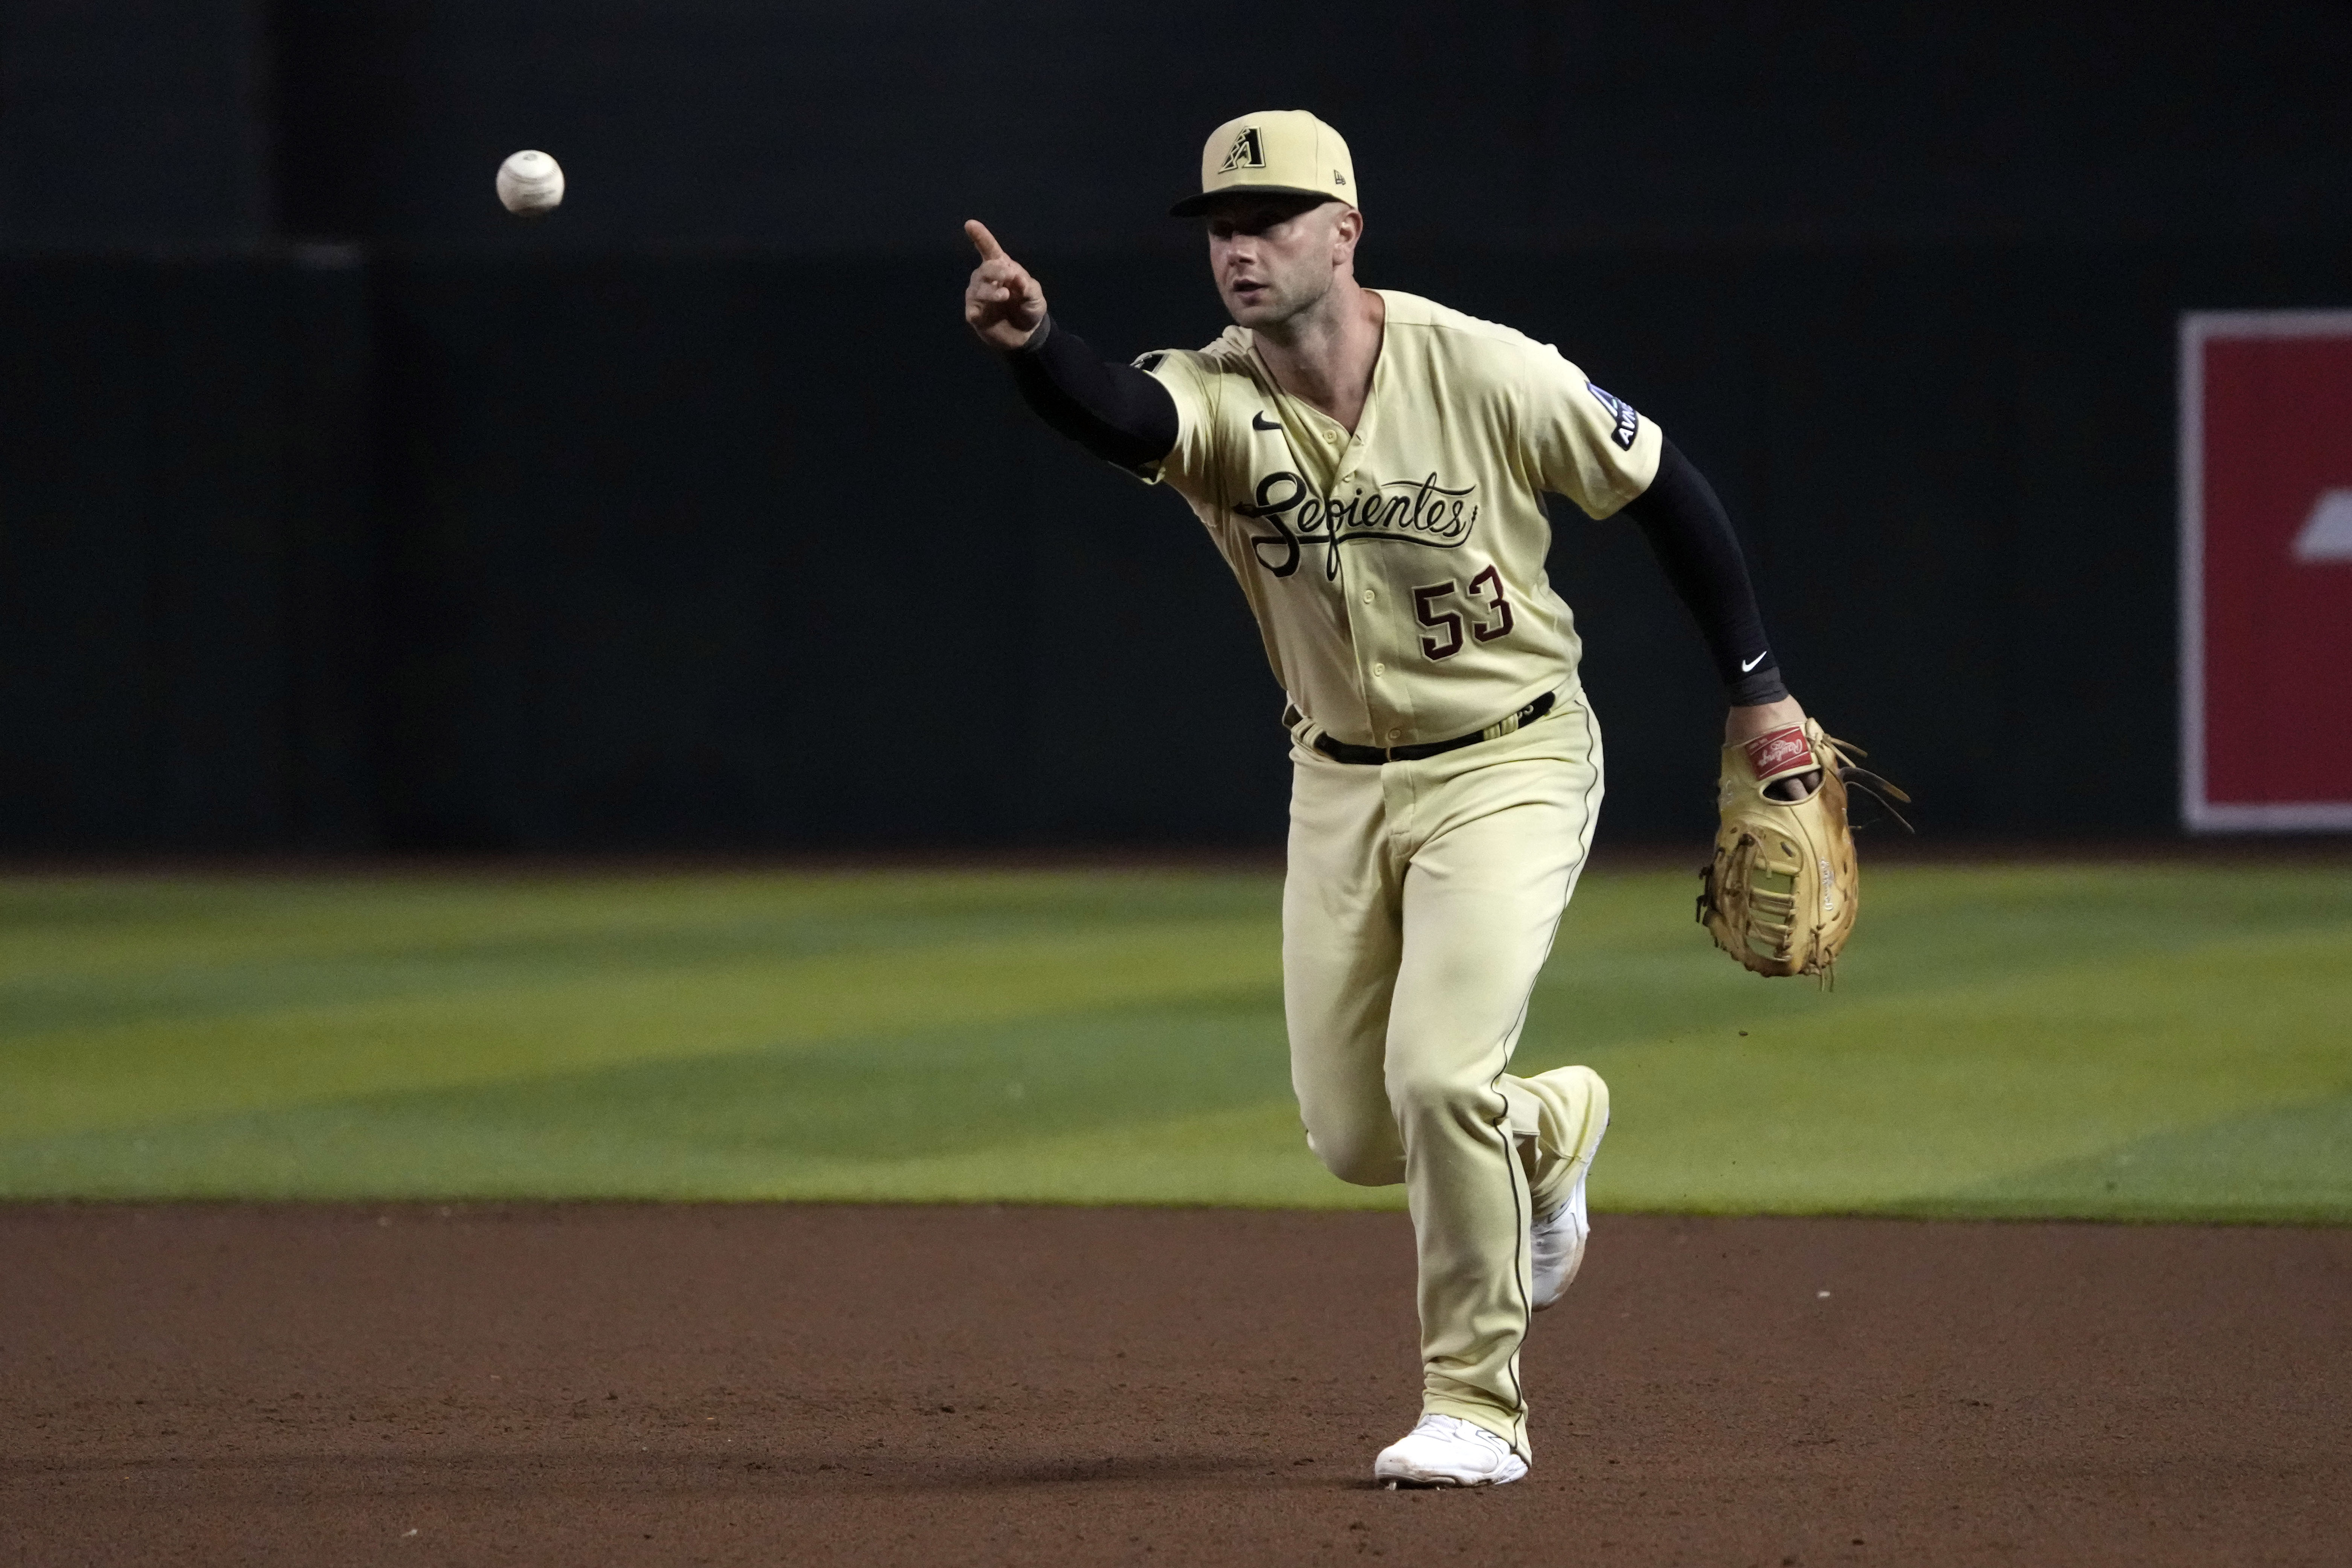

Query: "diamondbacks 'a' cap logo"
left=1172, top=110, right=1357, bottom=219
left=1218, top=128, right=1266, bottom=173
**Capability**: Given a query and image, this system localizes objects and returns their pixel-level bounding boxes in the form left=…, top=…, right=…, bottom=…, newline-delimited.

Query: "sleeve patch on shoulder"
left=1585, top=381, right=1641, bottom=451
left=1133, top=351, right=1168, bottom=373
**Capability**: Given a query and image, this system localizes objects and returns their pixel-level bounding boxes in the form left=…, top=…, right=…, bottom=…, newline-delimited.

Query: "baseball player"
left=963, top=110, right=1811, bottom=1488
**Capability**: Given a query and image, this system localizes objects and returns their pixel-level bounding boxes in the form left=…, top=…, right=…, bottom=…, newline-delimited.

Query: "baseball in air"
left=495, top=150, right=565, bottom=216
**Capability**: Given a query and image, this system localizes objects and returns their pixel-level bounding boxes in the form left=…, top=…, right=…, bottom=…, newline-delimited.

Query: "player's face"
left=1204, top=197, right=1359, bottom=331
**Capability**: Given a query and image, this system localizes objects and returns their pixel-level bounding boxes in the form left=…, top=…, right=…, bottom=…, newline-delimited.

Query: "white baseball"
left=496, top=150, right=565, bottom=217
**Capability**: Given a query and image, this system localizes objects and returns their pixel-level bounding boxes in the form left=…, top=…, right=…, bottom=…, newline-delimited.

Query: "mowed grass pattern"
left=2, top=864, right=2346, bottom=1220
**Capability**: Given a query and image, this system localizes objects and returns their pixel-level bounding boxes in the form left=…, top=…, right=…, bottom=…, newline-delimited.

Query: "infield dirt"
left=5, top=1205, right=2344, bottom=1566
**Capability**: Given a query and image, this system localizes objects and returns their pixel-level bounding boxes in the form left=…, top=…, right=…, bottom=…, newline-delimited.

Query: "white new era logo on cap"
left=2292, top=489, right=2352, bottom=562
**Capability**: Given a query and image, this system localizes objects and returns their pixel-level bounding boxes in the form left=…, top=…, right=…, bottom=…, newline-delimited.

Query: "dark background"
left=4, top=1, right=2349, bottom=853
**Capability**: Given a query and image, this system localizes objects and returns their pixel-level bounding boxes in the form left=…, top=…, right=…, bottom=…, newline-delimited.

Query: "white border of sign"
left=2178, top=309, right=2352, bottom=832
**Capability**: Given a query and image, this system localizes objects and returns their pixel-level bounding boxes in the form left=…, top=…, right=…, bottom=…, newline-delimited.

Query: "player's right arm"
left=963, top=220, right=1180, bottom=476
left=962, top=220, right=1047, bottom=350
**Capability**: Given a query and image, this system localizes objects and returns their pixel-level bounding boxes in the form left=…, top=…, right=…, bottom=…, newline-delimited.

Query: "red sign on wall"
left=2181, top=311, right=2352, bottom=831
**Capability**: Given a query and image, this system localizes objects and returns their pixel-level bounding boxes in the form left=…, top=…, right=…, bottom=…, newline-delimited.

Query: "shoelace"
left=1410, top=1414, right=1510, bottom=1457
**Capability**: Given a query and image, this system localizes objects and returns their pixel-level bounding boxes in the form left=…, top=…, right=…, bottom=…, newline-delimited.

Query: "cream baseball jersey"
left=1133, top=290, right=1664, bottom=748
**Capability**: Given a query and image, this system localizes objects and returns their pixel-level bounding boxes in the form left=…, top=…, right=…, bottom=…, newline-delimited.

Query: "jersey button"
left=1360, top=589, right=1375, bottom=605
left=1371, top=662, right=1387, bottom=677
left=1388, top=728, right=1403, bottom=742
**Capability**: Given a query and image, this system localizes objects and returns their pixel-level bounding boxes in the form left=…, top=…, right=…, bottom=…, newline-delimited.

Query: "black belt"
left=1295, top=690, right=1559, bottom=766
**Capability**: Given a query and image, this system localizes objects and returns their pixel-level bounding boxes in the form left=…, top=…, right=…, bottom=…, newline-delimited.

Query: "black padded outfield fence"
left=4, top=2, right=2349, bottom=850
left=4, top=238, right=2347, bottom=851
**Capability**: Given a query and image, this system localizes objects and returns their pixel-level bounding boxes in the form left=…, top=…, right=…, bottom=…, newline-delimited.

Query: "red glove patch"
left=1743, top=725, right=1815, bottom=783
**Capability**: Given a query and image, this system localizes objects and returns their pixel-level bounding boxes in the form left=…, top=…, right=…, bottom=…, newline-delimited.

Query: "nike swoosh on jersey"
left=1740, top=651, right=1770, bottom=672
left=1252, top=412, right=1281, bottom=432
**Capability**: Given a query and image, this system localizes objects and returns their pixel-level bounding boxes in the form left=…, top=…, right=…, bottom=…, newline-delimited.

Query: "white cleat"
left=1371, top=1413, right=1529, bottom=1488
left=1531, top=1113, right=1606, bottom=1310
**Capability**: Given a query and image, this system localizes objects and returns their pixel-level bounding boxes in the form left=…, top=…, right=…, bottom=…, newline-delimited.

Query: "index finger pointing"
left=964, top=219, right=1007, bottom=262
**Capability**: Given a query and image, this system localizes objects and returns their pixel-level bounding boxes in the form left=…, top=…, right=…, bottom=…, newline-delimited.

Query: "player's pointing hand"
left=963, top=220, right=1047, bottom=351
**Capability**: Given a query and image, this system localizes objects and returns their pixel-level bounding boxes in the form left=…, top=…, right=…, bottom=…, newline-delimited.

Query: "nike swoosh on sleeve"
left=1740, top=651, right=1769, bottom=672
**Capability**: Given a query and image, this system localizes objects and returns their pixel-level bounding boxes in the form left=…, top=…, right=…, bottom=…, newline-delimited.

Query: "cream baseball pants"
left=1284, top=690, right=1609, bottom=1458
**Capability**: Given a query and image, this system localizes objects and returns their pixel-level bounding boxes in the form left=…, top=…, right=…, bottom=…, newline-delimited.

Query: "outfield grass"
left=2, top=863, right=2346, bottom=1220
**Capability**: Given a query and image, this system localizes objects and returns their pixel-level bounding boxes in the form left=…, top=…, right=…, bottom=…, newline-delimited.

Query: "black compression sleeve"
left=1621, top=439, right=1790, bottom=705
left=1004, top=316, right=1180, bottom=473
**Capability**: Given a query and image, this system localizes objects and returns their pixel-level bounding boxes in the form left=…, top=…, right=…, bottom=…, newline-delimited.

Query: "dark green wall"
left=4, top=238, right=2345, bottom=850
left=4, top=1, right=2349, bottom=849
left=0, top=250, right=374, bottom=850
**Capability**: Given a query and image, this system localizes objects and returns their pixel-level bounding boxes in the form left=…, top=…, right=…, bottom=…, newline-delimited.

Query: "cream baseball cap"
left=1169, top=110, right=1358, bottom=217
